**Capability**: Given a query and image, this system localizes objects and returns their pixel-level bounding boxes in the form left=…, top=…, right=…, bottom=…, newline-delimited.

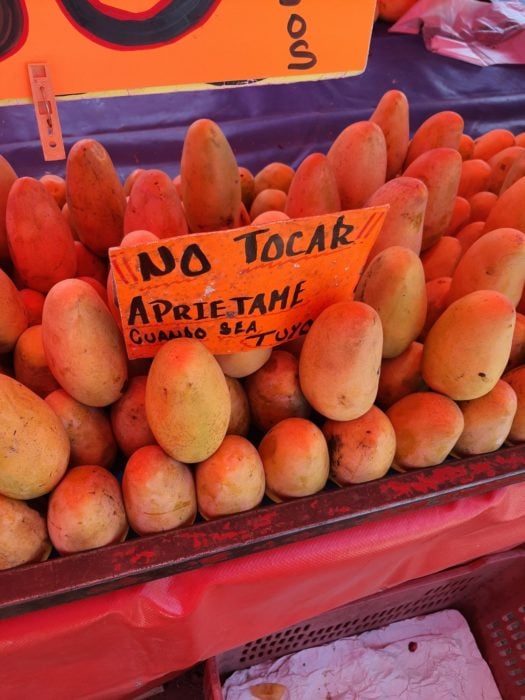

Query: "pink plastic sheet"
left=390, top=0, right=525, bottom=66
left=2, top=484, right=525, bottom=699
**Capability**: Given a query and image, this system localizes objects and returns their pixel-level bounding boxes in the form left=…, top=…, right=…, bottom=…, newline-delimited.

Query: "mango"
left=487, top=146, right=524, bottom=194
left=124, top=168, right=188, bottom=238
left=6, top=177, right=77, bottom=293
left=239, top=166, right=255, bottom=209
left=245, top=350, right=311, bottom=432
left=420, top=276, right=452, bottom=341
left=250, top=210, right=290, bottom=226
left=377, top=0, right=418, bottom=22
left=473, top=128, right=515, bottom=161
left=19, top=289, right=45, bottom=327
left=446, top=197, right=471, bottom=236
left=468, top=191, right=497, bottom=222
left=42, top=278, right=128, bottom=407
left=369, top=89, right=410, bottom=179
left=249, top=189, right=287, bottom=220
left=0, top=494, right=51, bottom=570
left=365, top=177, right=428, bottom=259
left=225, top=376, right=251, bottom=437
left=422, top=290, right=515, bottom=400
left=421, top=236, right=462, bottom=282
left=46, top=389, right=118, bottom=468
left=76, top=275, right=107, bottom=304
left=14, top=325, right=60, bottom=397
left=284, top=153, right=341, bottom=218
left=502, top=366, right=525, bottom=442
left=215, top=347, right=272, bottom=379
left=454, top=221, right=486, bottom=254
left=146, top=338, right=230, bottom=463
left=377, top=341, right=426, bottom=408
left=458, top=133, right=475, bottom=160
left=299, top=301, right=382, bottom=420
left=123, top=168, right=145, bottom=196
left=458, top=159, right=491, bottom=198
left=109, top=375, right=156, bottom=457
left=196, top=435, right=265, bottom=518
left=327, top=121, right=387, bottom=208
left=74, top=241, right=108, bottom=286
left=507, top=313, right=525, bottom=371
left=258, top=418, right=328, bottom=502
left=323, top=406, right=395, bottom=485
left=355, top=246, right=426, bottom=358
left=0, top=374, right=70, bottom=499
left=254, top=162, right=295, bottom=195
left=405, top=111, right=464, bottom=167
left=0, top=154, right=17, bottom=261
left=180, top=119, right=242, bottom=233
left=40, top=173, right=66, bottom=208
left=500, top=151, right=525, bottom=194
left=123, top=445, right=196, bottom=535
left=484, top=177, right=525, bottom=234
left=454, top=380, right=517, bottom=456
left=387, top=392, right=464, bottom=469
left=448, top=228, right=525, bottom=306
left=47, top=465, right=128, bottom=555
left=0, top=268, right=28, bottom=353
left=66, top=139, right=126, bottom=255
left=403, top=147, right=462, bottom=250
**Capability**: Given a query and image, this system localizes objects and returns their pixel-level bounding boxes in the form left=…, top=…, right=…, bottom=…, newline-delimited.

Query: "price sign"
left=1, top=0, right=377, bottom=101
left=109, top=206, right=388, bottom=359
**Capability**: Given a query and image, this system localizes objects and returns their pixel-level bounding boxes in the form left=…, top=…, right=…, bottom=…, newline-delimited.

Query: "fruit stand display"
left=1, top=8, right=525, bottom=700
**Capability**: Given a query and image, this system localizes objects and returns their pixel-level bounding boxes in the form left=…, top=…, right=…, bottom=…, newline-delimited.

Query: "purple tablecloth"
left=1, top=22, right=524, bottom=181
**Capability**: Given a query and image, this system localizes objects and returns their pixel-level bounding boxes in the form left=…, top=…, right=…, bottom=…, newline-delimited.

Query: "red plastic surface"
left=1, top=445, right=524, bottom=621
left=2, top=483, right=525, bottom=700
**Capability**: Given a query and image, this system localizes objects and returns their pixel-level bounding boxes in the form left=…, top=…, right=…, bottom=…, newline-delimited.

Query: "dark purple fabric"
left=1, top=22, right=524, bottom=181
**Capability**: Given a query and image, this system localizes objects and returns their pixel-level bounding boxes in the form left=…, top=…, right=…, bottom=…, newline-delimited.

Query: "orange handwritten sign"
left=109, top=207, right=388, bottom=359
left=0, top=0, right=377, bottom=101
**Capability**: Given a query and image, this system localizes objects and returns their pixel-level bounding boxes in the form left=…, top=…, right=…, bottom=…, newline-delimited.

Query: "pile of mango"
left=1, top=88, right=525, bottom=571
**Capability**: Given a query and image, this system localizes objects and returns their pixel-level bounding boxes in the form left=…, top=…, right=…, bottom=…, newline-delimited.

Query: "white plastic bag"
left=390, top=0, right=525, bottom=65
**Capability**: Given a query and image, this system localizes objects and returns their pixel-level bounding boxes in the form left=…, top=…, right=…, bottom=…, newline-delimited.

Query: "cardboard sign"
left=109, top=207, right=388, bottom=359
left=0, top=0, right=377, bottom=102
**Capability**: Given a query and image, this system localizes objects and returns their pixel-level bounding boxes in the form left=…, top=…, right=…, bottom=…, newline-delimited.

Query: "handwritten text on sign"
left=0, top=0, right=377, bottom=101
left=109, top=207, right=388, bottom=359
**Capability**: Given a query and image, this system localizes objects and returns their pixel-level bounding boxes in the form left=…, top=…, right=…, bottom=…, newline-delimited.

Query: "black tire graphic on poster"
left=56, top=0, right=220, bottom=48
left=0, top=0, right=27, bottom=60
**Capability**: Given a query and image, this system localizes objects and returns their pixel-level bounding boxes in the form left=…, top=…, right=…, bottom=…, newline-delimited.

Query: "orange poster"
left=109, top=206, right=388, bottom=359
left=1, top=0, right=377, bottom=101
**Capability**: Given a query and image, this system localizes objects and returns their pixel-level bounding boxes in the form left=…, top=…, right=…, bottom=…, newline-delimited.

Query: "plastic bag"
left=390, top=0, right=525, bottom=66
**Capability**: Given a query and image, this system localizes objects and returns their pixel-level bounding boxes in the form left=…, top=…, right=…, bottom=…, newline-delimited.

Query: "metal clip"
left=39, top=85, right=53, bottom=132
left=28, top=63, right=66, bottom=161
